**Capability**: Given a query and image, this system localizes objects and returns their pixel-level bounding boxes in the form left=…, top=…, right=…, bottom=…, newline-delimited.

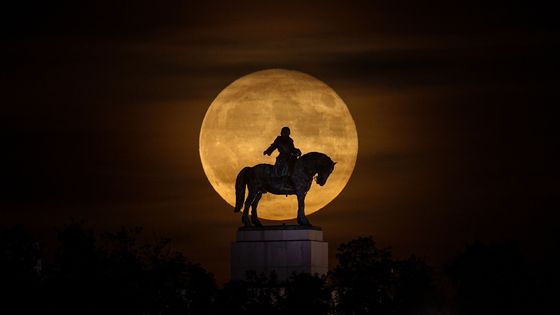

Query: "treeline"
left=0, top=223, right=555, bottom=314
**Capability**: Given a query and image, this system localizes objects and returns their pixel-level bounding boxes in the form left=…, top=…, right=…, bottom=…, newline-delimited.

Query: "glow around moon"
left=199, top=69, right=358, bottom=220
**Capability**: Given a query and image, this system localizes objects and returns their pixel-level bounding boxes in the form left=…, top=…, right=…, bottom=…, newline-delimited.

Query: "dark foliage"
left=1, top=222, right=216, bottom=315
left=279, top=273, right=333, bottom=315
left=216, top=272, right=332, bottom=315
left=217, top=271, right=282, bottom=315
left=2, top=226, right=552, bottom=314
left=0, top=225, right=44, bottom=314
left=331, top=236, right=436, bottom=315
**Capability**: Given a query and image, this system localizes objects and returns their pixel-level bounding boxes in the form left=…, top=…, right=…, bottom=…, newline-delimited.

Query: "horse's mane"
left=299, top=152, right=333, bottom=167
left=301, top=151, right=330, bottom=160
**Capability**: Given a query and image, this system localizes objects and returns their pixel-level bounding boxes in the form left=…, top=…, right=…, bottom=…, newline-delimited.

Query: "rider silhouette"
left=263, top=127, right=302, bottom=178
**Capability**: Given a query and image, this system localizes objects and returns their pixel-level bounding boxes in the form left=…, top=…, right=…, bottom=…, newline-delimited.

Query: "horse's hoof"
left=251, top=219, right=263, bottom=227
left=242, top=218, right=252, bottom=227
left=297, top=218, right=312, bottom=226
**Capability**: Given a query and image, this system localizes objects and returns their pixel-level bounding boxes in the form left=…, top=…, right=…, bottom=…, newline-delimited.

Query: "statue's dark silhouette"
left=234, top=151, right=336, bottom=226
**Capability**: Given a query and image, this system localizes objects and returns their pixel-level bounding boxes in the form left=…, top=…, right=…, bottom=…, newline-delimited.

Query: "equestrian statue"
left=234, top=127, right=336, bottom=227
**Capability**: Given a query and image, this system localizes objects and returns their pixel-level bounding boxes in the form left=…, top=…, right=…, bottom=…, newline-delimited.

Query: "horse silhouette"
left=234, top=152, right=336, bottom=226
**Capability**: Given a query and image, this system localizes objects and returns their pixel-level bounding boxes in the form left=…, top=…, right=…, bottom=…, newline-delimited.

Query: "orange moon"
left=199, top=69, right=358, bottom=220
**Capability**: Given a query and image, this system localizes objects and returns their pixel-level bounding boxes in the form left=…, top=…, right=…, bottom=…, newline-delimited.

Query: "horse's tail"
left=234, top=167, right=250, bottom=212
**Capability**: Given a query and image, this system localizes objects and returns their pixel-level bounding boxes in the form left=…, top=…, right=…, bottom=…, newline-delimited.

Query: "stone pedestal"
left=231, top=225, right=328, bottom=281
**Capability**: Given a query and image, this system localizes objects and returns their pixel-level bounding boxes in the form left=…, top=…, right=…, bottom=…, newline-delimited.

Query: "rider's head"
left=281, top=126, right=290, bottom=137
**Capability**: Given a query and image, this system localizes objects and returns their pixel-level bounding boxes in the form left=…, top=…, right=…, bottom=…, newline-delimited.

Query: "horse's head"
left=316, top=158, right=336, bottom=186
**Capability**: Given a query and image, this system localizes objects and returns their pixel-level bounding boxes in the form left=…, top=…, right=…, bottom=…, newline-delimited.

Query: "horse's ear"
left=333, top=161, right=337, bottom=166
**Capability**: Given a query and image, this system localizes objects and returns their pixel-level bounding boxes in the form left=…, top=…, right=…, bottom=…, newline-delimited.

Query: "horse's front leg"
left=296, top=190, right=311, bottom=226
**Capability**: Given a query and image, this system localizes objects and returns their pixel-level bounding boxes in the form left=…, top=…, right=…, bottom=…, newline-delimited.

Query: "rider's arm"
left=263, top=137, right=280, bottom=156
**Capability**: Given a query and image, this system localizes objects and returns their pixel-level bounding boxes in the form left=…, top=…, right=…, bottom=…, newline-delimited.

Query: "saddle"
left=272, top=154, right=299, bottom=191
left=274, top=152, right=299, bottom=176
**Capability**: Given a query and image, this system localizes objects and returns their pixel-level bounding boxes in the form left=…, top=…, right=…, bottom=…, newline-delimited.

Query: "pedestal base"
left=231, top=225, right=328, bottom=281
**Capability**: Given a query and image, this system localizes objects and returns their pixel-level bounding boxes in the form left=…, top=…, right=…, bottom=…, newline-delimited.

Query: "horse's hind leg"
left=241, top=190, right=255, bottom=227
left=250, top=192, right=263, bottom=227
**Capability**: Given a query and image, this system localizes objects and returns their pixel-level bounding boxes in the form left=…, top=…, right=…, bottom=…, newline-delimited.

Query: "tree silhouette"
left=0, top=225, right=44, bottom=314
left=2, top=222, right=219, bottom=315
left=393, top=255, right=436, bottom=314
left=217, top=271, right=281, bottom=315
left=331, top=236, right=435, bottom=315
left=278, top=273, right=333, bottom=315
left=7, top=224, right=551, bottom=315
left=331, top=236, right=395, bottom=314
left=217, top=271, right=332, bottom=315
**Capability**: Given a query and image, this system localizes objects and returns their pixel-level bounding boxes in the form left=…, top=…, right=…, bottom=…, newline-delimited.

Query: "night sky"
left=2, top=1, right=558, bottom=282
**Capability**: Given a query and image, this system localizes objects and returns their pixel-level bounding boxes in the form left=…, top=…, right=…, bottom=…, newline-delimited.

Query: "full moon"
left=199, top=69, right=358, bottom=220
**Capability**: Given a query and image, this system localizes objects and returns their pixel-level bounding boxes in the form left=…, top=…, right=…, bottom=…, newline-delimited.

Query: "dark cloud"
left=3, top=0, right=194, bottom=39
